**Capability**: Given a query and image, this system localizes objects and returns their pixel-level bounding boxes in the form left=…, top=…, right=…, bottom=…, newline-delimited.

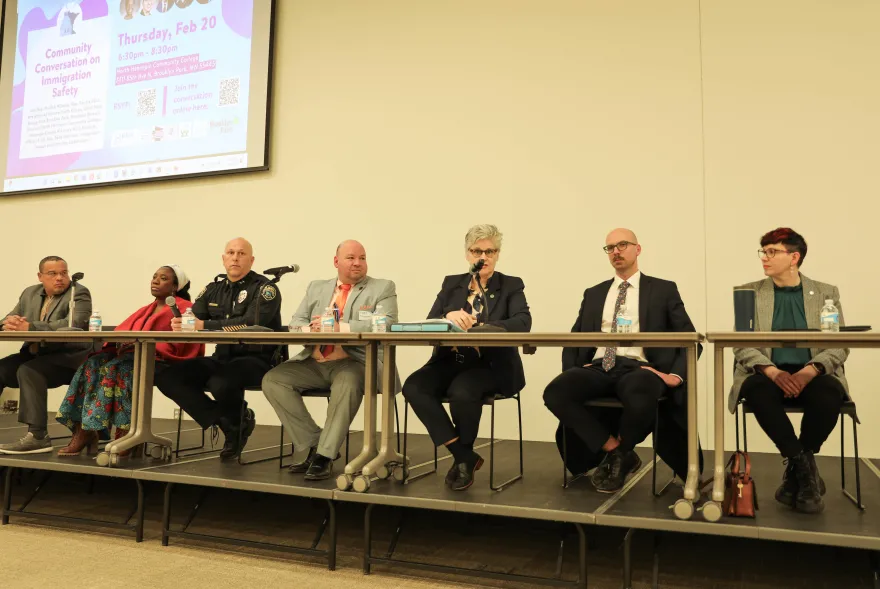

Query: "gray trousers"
left=0, top=350, right=89, bottom=433
left=262, top=357, right=365, bottom=459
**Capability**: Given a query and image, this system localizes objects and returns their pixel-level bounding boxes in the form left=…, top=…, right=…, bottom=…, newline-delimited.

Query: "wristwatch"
left=809, top=362, right=825, bottom=375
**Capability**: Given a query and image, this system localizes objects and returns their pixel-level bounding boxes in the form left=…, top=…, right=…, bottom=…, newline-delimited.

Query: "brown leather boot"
left=57, top=423, right=99, bottom=457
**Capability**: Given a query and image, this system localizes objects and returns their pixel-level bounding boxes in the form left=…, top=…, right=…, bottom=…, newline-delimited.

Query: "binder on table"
left=390, top=319, right=464, bottom=333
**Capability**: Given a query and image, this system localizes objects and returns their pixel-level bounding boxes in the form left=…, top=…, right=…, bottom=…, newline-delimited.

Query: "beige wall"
left=0, top=1, right=876, bottom=458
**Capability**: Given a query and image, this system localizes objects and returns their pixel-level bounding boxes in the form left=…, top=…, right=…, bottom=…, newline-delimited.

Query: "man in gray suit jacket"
left=262, top=240, right=399, bottom=481
left=0, top=256, right=92, bottom=454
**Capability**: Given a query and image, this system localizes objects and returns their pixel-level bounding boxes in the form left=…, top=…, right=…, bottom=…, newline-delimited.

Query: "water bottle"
left=616, top=305, right=633, bottom=334
left=320, top=306, right=335, bottom=332
left=181, top=308, right=196, bottom=332
left=88, top=310, right=102, bottom=332
left=371, top=305, right=388, bottom=333
left=820, top=298, right=840, bottom=332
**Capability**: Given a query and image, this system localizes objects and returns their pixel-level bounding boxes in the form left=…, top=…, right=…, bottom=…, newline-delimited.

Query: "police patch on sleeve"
left=262, top=284, right=278, bottom=301
left=196, top=286, right=207, bottom=300
left=237, top=290, right=248, bottom=304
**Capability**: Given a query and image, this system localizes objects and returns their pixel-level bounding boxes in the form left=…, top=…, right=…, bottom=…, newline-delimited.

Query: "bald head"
left=606, top=228, right=638, bottom=245
left=222, top=237, right=255, bottom=282
left=335, top=240, right=368, bottom=284
left=604, top=228, right=641, bottom=279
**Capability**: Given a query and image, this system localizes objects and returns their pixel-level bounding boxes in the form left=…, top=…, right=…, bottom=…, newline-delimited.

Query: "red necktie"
left=321, top=284, right=352, bottom=357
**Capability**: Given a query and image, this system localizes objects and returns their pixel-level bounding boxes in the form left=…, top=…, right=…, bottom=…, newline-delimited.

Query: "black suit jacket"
left=562, top=274, right=698, bottom=379
left=426, top=272, right=531, bottom=394
left=557, top=273, right=703, bottom=478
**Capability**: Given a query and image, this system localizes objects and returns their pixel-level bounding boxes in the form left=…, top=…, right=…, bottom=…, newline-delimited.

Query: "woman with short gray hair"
left=402, top=224, right=531, bottom=491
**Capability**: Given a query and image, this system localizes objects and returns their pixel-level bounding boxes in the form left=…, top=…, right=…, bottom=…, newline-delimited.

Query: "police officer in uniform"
left=156, top=238, right=283, bottom=459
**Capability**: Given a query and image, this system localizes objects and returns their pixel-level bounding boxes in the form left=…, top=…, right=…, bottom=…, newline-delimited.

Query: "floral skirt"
left=56, top=352, right=134, bottom=432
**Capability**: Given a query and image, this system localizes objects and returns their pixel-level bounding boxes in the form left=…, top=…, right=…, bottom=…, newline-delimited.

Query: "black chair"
left=173, top=388, right=349, bottom=467
left=735, top=398, right=864, bottom=509
left=561, top=397, right=675, bottom=496
left=400, top=392, right=524, bottom=492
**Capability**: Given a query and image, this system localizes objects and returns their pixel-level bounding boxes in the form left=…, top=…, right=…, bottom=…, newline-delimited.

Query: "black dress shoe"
left=445, top=464, right=458, bottom=486
left=304, top=454, right=333, bottom=481
left=289, top=447, right=318, bottom=474
left=289, top=447, right=341, bottom=474
left=448, top=453, right=484, bottom=491
left=219, top=409, right=256, bottom=460
left=593, top=448, right=641, bottom=494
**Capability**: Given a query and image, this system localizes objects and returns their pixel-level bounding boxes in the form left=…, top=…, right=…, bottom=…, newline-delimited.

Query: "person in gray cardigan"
left=0, top=256, right=92, bottom=454
left=731, top=228, right=848, bottom=514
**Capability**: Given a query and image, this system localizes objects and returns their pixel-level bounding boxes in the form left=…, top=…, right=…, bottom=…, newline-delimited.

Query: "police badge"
left=237, top=290, right=248, bottom=304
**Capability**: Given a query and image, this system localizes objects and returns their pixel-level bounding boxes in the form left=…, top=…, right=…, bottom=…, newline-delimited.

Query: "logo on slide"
left=57, top=2, right=82, bottom=37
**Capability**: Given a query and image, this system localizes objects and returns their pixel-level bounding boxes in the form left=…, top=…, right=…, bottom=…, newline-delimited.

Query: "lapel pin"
left=490, top=294, right=495, bottom=299
left=809, top=291, right=814, bottom=296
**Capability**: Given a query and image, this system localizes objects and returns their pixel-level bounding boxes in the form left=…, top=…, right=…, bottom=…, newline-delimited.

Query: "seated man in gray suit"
left=262, top=240, right=398, bottom=481
left=0, top=256, right=92, bottom=454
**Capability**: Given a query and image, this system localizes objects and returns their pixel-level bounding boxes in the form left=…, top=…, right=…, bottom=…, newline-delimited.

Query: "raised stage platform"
left=1, top=413, right=879, bottom=588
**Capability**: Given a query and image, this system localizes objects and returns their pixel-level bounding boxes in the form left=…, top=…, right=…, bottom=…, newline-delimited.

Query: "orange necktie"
left=321, top=284, right=352, bottom=357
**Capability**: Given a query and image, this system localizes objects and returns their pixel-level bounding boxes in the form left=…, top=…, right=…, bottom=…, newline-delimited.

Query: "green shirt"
left=771, top=283, right=812, bottom=366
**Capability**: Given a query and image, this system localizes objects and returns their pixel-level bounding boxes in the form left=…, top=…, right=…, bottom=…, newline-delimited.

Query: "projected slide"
left=2, top=0, right=272, bottom=193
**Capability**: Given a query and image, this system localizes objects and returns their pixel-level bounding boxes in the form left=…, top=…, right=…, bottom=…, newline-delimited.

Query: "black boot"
left=792, top=451, right=824, bottom=514
left=218, top=409, right=256, bottom=460
left=775, top=458, right=798, bottom=507
left=593, top=448, right=642, bottom=494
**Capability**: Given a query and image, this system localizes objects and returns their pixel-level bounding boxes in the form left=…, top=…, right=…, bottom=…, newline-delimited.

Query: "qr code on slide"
left=219, top=77, right=240, bottom=107
left=137, top=88, right=157, bottom=117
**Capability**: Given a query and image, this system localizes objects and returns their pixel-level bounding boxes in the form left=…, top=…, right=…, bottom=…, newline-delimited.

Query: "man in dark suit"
left=0, top=256, right=92, bottom=454
left=543, top=228, right=699, bottom=493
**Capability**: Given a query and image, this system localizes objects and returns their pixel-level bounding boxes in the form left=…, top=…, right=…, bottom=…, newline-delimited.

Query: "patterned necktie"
left=601, top=281, right=630, bottom=372
left=321, top=283, right=353, bottom=357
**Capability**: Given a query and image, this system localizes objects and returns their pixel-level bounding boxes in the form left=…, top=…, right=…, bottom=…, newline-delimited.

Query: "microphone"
left=59, top=272, right=86, bottom=331
left=469, top=259, right=489, bottom=324
left=71, top=272, right=84, bottom=282
left=165, top=296, right=181, bottom=318
left=263, top=264, right=300, bottom=277
left=469, top=259, right=485, bottom=274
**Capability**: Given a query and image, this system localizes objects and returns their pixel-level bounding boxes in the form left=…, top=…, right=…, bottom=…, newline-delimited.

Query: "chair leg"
left=488, top=397, right=524, bottom=492
left=394, top=400, right=400, bottom=453
left=743, top=408, right=749, bottom=455
left=840, top=413, right=846, bottom=493
left=652, top=407, right=659, bottom=496
left=853, top=415, right=864, bottom=510
left=734, top=406, right=740, bottom=452
left=517, top=395, right=524, bottom=478
left=562, top=425, right=569, bottom=489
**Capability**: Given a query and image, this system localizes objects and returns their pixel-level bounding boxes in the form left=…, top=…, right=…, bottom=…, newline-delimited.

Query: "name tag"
left=359, top=310, right=373, bottom=321
left=208, top=303, right=219, bottom=307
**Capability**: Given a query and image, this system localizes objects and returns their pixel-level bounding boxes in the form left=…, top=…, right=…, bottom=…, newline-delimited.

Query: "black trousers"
left=402, top=353, right=502, bottom=447
left=543, top=358, right=667, bottom=453
left=155, top=355, right=271, bottom=429
left=739, top=371, right=845, bottom=458
left=0, top=350, right=85, bottom=431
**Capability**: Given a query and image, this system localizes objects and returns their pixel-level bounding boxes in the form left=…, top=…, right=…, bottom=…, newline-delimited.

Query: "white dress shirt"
left=592, top=271, right=647, bottom=363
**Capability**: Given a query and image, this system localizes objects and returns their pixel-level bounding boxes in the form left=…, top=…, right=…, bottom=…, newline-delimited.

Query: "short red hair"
left=760, top=227, right=807, bottom=266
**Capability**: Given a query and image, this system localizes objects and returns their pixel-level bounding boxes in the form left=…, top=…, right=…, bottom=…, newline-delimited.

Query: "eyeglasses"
left=42, top=271, right=69, bottom=278
left=603, top=241, right=636, bottom=254
left=468, top=248, right=498, bottom=258
left=757, top=248, right=790, bottom=259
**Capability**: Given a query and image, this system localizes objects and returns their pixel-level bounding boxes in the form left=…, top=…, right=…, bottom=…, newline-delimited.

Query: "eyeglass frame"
left=468, top=248, right=499, bottom=258
left=757, top=247, right=792, bottom=259
left=603, top=241, right=637, bottom=254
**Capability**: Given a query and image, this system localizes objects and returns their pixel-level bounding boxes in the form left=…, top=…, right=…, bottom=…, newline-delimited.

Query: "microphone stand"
left=57, top=273, right=85, bottom=332
left=471, top=268, right=490, bottom=326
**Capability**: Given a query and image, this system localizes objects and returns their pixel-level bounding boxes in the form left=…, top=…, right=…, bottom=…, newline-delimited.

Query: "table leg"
left=111, top=342, right=172, bottom=456
left=712, top=345, right=726, bottom=503
left=682, top=344, right=700, bottom=501
left=343, top=342, right=379, bottom=475
left=362, top=344, right=404, bottom=477
left=104, top=342, right=142, bottom=456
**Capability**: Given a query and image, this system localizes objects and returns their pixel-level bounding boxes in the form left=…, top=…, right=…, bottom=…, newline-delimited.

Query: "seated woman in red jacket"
left=56, top=265, right=204, bottom=456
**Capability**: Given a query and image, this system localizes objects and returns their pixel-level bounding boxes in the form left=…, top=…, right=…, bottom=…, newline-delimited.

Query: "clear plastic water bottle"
left=320, top=306, right=335, bottom=332
left=88, top=310, right=102, bottom=332
left=181, top=308, right=197, bottom=332
left=371, top=305, right=388, bottom=333
left=616, top=305, right=633, bottom=334
left=820, top=298, right=840, bottom=332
